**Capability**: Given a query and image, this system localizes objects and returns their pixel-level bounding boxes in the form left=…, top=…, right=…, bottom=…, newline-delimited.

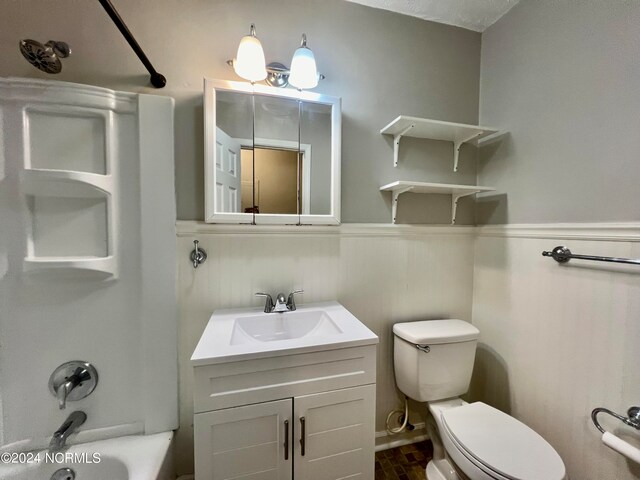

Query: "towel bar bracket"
left=592, top=406, right=640, bottom=434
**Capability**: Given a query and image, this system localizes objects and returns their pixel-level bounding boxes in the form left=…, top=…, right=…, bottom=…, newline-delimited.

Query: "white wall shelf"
left=380, top=116, right=499, bottom=171
left=380, top=180, right=495, bottom=224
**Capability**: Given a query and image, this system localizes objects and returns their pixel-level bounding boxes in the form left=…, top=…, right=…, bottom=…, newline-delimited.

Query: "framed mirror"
left=204, top=79, right=341, bottom=225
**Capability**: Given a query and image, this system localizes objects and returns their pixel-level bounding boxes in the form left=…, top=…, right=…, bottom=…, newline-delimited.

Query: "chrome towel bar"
left=592, top=406, right=640, bottom=434
left=542, top=246, right=640, bottom=266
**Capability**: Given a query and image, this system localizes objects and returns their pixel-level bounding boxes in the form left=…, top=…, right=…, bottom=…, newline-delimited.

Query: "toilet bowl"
left=393, top=320, right=567, bottom=480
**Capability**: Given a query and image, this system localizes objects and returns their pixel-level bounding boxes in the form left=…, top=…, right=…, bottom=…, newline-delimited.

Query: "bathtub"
left=0, top=432, right=174, bottom=480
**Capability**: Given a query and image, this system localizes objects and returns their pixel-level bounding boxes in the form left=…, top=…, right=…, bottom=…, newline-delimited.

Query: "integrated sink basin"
left=231, top=310, right=342, bottom=344
left=192, top=301, right=378, bottom=365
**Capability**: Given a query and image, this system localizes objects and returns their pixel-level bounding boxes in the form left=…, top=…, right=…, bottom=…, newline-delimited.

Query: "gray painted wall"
left=0, top=0, right=481, bottom=223
left=478, top=0, right=640, bottom=224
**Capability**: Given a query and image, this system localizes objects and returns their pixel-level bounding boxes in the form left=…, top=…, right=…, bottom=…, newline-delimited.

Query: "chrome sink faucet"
left=255, top=290, right=303, bottom=313
left=50, top=411, right=86, bottom=450
left=274, top=293, right=288, bottom=312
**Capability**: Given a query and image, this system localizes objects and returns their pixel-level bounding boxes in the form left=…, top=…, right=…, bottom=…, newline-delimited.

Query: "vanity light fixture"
left=289, top=34, right=319, bottom=90
left=226, top=29, right=324, bottom=89
left=228, top=24, right=267, bottom=83
left=265, top=62, right=291, bottom=88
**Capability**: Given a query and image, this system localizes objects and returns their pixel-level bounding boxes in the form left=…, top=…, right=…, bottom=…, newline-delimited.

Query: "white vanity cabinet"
left=192, top=353, right=377, bottom=480
left=293, top=385, right=375, bottom=479
left=194, top=399, right=293, bottom=479
left=194, top=384, right=375, bottom=480
left=191, top=302, right=379, bottom=480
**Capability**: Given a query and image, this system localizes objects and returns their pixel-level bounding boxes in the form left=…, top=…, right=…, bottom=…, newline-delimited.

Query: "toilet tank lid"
left=393, top=319, right=479, bottom=344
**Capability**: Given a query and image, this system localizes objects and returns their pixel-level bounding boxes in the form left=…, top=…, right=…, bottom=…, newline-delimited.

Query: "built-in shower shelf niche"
left=23, top=256, right=117, bottom=278
left=19, top=98, right=120, bottom=279
left=21, top=169, right=113, bottom=198
left=25, top=108, right=110, bottom=174
left=21, top=170, right=117, bottom=278
left=381, top=116, right=500, bottom=171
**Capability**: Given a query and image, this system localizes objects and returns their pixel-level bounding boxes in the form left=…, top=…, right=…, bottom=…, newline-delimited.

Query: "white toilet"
left=393, top=319, right=567, bottom=480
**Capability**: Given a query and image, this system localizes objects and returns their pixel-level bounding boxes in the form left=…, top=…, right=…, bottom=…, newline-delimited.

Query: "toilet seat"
left=440, top=402, right=566, bottom=480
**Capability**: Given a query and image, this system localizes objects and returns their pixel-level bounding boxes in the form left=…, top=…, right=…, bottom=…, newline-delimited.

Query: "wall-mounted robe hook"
left=190, top=240, right=207, bottom=269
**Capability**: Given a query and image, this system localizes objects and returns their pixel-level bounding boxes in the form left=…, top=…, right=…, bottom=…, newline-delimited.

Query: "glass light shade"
left=234, top=31, right=267, bottom=82
left=289, top=46, right=318, bottom=89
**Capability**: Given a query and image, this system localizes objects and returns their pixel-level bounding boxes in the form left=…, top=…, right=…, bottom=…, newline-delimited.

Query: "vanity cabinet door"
left=293, top=385, right=376, bottom=480
left=194, top=399, right=293, bottom=480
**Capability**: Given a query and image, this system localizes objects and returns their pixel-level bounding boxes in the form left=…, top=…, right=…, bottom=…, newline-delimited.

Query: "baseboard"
left=375, top=423, right=429, bottom=452
left=175, top=430, right=428, bottom=478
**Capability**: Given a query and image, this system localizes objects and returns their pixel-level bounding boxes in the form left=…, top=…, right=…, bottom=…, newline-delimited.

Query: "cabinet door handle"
left=300, top=416, right=306, bottom=456
left=284, top=420, right=289, bottom=460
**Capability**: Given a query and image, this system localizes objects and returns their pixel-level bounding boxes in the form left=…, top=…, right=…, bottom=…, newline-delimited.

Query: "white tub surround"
left=0, top=78, right=178, bottom=452
left=0, top=432, right=174, bottom=480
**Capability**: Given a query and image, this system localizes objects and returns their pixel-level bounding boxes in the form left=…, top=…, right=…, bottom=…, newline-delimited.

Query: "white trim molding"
left=177, top=221, right=640, bottom=241
left=176, top=221, right=477, bottom=237
left=476, top=223, right=640, bottom=242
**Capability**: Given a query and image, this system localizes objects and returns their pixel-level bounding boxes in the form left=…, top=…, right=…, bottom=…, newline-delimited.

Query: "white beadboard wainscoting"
left=471, top=224, right=640, bottom=480
left=175, top=222, right=476, bottom=475
left=175, top=221, right=640, bottom=478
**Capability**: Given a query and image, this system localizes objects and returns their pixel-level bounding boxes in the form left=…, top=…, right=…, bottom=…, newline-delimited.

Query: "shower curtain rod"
left=97, top=0, right=166, bottom=88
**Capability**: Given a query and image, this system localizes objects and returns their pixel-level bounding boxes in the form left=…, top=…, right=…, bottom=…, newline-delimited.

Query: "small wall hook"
left=190, top=240, right=207, bottom=269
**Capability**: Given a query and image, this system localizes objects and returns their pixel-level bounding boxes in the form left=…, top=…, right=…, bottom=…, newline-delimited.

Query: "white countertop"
left=191, top=301, right=378, bottom=366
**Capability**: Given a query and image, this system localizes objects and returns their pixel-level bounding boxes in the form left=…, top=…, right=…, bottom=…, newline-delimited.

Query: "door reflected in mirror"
left=214, top=90, right=252, bottom=214
left=205, top=79, right=341, bottom=224
left=241, top=147, right=301, bottom=214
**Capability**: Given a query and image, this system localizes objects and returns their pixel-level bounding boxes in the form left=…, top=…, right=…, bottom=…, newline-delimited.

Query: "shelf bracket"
left=453, top=132, right=483, bottom=172
left=393, top=124, right=414, bottom=167
left=451, top=191, right=478, bottom=225
left=391, top=187, right=414, bottom=224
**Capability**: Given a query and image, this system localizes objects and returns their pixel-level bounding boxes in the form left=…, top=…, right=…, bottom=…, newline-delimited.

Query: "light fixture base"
left=265, top=62, right=290, bottom=88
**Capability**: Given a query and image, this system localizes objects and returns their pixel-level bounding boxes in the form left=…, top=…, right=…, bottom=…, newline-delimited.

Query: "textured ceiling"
left=344, top=0, right=520, bottom=32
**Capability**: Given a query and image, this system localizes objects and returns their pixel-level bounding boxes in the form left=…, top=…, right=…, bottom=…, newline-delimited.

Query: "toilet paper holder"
left=592, top=405, right=640, bottom=434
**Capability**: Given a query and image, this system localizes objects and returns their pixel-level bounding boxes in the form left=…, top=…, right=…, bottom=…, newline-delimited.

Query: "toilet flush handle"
left=416, top=344, right=430, bottom=353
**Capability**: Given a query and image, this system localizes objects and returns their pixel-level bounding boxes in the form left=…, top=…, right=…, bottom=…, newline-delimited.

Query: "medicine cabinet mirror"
left=204, top=79, right=341, bottom=225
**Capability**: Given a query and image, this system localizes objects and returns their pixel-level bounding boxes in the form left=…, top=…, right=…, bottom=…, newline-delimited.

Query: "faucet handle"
left=286, top=290, right=304, bottom=311
left=56, top=379, right=74, bottom=410
left=255, top=292, right=274, bottom=313
left=49, top=362, right=98, bottom=410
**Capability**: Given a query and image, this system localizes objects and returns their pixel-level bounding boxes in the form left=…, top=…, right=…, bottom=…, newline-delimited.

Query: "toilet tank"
left=393, top=320, right=480, bottom=402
